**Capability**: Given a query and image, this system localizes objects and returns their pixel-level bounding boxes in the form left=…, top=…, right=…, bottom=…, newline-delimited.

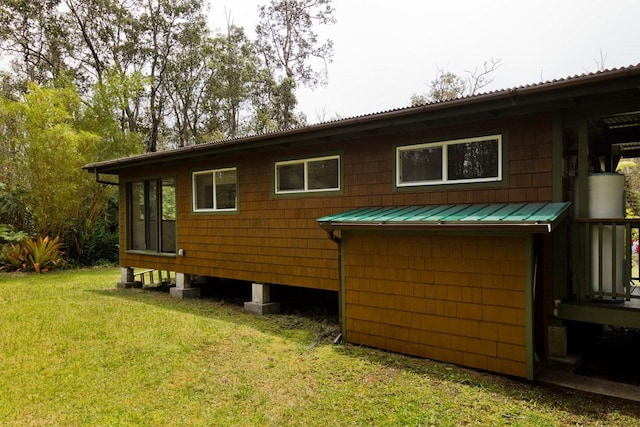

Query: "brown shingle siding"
left=344, top=232, right=528, bottom=377
left=120, top=113, right=550, bottom=302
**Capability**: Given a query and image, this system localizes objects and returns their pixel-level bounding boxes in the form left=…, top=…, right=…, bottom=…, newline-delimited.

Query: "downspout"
left=327, top=229, right=342, bottom=245
left=326, top=229, right=344, bottom=343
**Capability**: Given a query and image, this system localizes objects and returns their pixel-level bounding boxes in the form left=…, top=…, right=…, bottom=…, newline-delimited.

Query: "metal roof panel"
left=318, top=202, right=571, bottom=233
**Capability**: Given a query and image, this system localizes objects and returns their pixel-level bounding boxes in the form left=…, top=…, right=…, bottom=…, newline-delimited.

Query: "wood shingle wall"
left=344, top=233, right=528, bottom=378
left=119, top=112, right=552, bottom=297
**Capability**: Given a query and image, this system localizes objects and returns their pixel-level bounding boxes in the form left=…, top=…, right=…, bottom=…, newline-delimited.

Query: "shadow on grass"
left=88, top=284, right=339, bottom=347
left=89, top=286, right=640, bottom=422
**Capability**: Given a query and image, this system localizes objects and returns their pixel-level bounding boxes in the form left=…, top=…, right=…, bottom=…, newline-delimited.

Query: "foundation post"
left=117, top=267, right=137, bottom=289
left=244, top=283, right=280, bottom=315
left=170, top=273, right=201, bottom=298
left=548, top=320, right=568, bottom=358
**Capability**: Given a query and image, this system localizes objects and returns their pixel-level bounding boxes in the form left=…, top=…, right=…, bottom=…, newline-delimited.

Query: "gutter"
left=319, top=221, right=556, bottom=234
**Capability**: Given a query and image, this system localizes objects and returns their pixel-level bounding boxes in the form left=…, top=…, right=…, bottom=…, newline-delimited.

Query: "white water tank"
left=588, top=173, right=625, bottom=297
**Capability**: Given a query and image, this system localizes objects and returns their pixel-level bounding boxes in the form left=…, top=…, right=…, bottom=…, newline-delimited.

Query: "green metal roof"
left=317, top=202, right=571, bottom=233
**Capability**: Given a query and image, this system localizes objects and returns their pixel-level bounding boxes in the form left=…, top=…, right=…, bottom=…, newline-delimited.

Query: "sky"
left=207, top=0, right=640, bottom=124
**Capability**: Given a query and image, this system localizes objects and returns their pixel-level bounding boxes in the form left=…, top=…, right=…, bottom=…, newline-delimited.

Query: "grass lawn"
left=1, top=268, right=639, bottom=426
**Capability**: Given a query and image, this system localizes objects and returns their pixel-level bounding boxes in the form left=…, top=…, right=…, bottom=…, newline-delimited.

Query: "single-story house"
left=84, top=64, right=640, bottom=381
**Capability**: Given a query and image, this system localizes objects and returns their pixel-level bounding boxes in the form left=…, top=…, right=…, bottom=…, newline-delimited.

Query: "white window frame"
left=396, top=135, right=502, bottom=187
left=275, top=155, right=341, bottom=194
left=192, top=167, right=237, bottom=212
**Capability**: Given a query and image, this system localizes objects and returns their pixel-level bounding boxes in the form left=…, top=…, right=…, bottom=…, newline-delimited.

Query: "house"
left=84, top=65, right=640, bottom=381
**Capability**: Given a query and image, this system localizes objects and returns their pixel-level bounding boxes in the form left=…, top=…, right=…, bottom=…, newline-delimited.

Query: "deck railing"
left=573, top=218, right=640, bottom=301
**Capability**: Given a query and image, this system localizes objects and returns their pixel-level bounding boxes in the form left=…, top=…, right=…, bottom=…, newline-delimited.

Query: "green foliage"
left=0, top=183, right=31, bottom=232
left=0, top=82, right=132, bottom=266
left=617, top=159, right=640, bottom=217
left=23, top=236, right=65, bottom=273
left=17, top=84, right=100, bottom=237
left=0, top=224, right=28, bottom=244
left=74, top=217, right=119, bottom=266
left=0, top=241, right=29, bottom=271
left=256, top=0, right=335, bottom=129
left=0, top=235, right=65, bottom=273
left=412, top=59, right=501, bottom=105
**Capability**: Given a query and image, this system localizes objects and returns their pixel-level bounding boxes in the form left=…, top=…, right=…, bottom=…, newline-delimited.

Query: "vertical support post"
left=244, top=283, right=280, bottom=315
left=340, top=232, right=347, bottom=342
left=551, top=112, right=564, bottom=203
left=525, top=235, right=535, bottom=381
left=574, top=120, right=590, bottom=300
left=626, top=222, right=632, bottom=300
left=117, top=267, right=136, bottom=289
left=170, top=273, right=201, bottom=298
left=577, top=120, right=589, bottom=218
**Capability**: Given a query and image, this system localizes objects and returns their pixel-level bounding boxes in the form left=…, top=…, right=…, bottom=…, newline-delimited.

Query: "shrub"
left=74, top=218, right=119, bottom=266
left=0, top=242, right=29, bottom=271
left=0, top=224, right=28, bottom=244
left=0, top=236, right=66, bottom=273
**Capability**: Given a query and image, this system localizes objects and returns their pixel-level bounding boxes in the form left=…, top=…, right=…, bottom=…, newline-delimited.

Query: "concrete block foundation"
left=117, top=267, right=137, bottom=288
left=169, top=273, right=200, bottom=299
left=244, top=283, right=280, bottom=315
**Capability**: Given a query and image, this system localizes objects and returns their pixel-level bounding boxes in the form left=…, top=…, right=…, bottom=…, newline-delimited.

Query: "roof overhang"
left=317, top=202, right=571, bottom=234
left=83, top=65, right=640, bottom=176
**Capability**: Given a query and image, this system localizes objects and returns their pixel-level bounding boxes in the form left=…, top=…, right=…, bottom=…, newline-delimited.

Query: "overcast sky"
left=208, top=0, right=640, bottom=123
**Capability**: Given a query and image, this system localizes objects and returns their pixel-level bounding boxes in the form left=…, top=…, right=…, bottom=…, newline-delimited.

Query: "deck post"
left=244, top=283, right=280, bottom=315
left=117, top=267, right=137, bottom=289
left=170, top=273, right=201, bottom=298
left=547, top=319, right=568, bottom=358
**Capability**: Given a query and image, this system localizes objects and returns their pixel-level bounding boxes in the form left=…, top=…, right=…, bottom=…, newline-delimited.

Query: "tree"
left=0, top=0, right=210, bottom=152
left=411, top=58, right=501, bottom=105
left=207, top=25, right=264, bottom=139
left=0, top=82, right=141, bottom=262
left=164, top=18, right=213, bottom=147
left=0, top=0, right=71, bottom=83
left=137, top=0, right=208, bottom=151
left=255, top=0, right=335, bottom=129
left=18, top=84, right=99, bottom=237
left=617, top=159, right=640, bottom=216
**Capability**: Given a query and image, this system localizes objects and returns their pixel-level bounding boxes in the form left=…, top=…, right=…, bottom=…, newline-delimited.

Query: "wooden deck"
left=557, top=296, right=640, bottom=329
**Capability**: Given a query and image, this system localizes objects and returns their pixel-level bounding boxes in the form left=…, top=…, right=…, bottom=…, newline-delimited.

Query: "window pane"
left=308, top=158, right=339, bottom=190
left=130, top=182, right=145, bottom=251
left=215, top=169, right=237, bottom=209
left=277, top=163, right=304, bottom=192
left=447, top=139, right=499, bottom=180
left=400, top=147, right=442, bottom=183
left=194, top=173, right=214, bottom=210
left=162, top=178, right=176, bottom=220
left=146, top=180, right=158, bottom=251
left=161, top=178, right=176, bottom=253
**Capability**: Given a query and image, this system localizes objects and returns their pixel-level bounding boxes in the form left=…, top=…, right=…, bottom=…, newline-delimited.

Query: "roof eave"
left=317, top=221, right=555, bottom=234
left=83, top=64, right=640, bottom=175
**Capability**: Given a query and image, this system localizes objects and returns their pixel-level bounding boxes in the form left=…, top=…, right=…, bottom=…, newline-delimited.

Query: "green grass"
left=1, top=268, right=639, bottom=426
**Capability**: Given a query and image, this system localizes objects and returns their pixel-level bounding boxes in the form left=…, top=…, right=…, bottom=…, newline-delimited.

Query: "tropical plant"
left=0, top=241, right=29, bottom=271
left=22, top=236, right=65, bottom=273
left=74, top=216, right=119, bottom=266
left=0, top=235, right=65, bottom=273
left=0, top=224, right=28, bottom=244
